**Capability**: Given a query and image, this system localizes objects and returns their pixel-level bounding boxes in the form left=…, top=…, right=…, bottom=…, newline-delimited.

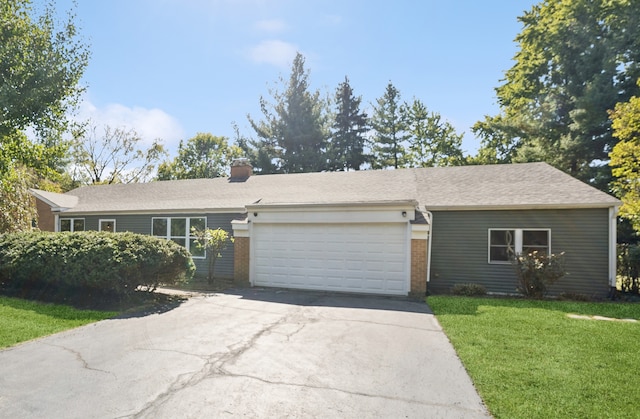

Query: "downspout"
left=425, top=209, right=433, bottom=284
left=609, top=206, right=619, bottom=289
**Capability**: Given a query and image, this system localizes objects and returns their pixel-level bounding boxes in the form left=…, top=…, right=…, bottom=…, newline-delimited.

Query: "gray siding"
left=429, top=208, right=611, bottom=298
left=78, top=213, right=242, bottom=279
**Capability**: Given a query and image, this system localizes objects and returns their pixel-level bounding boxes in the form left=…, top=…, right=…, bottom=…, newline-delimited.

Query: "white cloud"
left=247, top=39, right=298, bottom=68
left=77, top=100, right=185, bottom=149
left=255, top=19, right=287, bottom=33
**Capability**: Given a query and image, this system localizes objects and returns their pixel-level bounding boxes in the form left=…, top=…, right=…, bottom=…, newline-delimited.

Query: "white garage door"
left=252, top=223, right=409, bottom=295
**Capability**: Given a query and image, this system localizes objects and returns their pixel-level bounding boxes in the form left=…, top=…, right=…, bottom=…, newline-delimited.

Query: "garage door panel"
left=252, top=223, right=409, bottom=296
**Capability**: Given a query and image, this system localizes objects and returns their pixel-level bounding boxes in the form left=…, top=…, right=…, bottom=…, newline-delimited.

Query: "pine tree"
left=370, top=82, right=408, bottom=169
left=328, top=77, right=369, bottom=171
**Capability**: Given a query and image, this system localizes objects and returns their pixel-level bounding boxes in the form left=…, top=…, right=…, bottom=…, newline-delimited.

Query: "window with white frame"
left=60, top=218, right=85, bottom=232
left=489, top=229, right=550, bottom=263
left=99, top=219, right=116, bottom=232
left=152, top=217, right=206, bottom=258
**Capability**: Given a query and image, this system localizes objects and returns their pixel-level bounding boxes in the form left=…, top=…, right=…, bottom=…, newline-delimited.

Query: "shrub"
left=617, top=244, right=640, bottom=294
left=0, top=231, right=195, bottom=297
left=513, top=251, right=566, bottom=299
left=451, top=283, right=487, bottom=296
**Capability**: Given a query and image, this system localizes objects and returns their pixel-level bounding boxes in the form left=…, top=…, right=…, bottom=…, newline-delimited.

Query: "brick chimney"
left=229, top=158, right=252, bottom=182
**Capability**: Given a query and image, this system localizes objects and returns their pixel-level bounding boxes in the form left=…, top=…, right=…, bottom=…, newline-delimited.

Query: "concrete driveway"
left=0, top=289, right=490, bottom=418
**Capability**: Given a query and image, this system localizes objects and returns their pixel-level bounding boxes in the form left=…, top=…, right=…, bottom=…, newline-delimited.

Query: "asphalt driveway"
left=0, top=289, right=490, bottom=418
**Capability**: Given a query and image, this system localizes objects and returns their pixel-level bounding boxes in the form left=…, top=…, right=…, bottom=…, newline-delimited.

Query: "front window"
left=99, top=219, right=116, bottom=232
left=489, top=229, right=550, bottom=263
left=60, top=218, right=85, bottom=232
left=152, top=217, right=206, bottom=258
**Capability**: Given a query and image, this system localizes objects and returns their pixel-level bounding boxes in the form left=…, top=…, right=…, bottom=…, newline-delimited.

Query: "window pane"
left=523, top=230, right=548, bottom=246
left=60, top=219, right=71, bottom=232
left=490, top=247, right=511, bottom=262
left=100, top=220, right=114, bottom=232
left=190, top=217, right=205, bottom=234
left=490, top=230, right=514, bottom=246
left=171, top=238, right=186, bottom=247
left=73, top=219, right=84, bottom=231
left=171, top=218, right=186, bottom=237
left=189, top=238, right=205, bottom=257
left=153, top=218, right=167, bottom=236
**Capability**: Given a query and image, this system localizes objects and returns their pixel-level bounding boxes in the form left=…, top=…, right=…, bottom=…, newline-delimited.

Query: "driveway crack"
left=43, top=343, right=114, bottom=377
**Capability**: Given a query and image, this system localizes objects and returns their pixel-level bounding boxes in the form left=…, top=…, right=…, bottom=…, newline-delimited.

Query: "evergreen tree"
left=247, top=52, right=328, bottom=173
left=328, top=77, right=369, bottom=171
left=370, top=82, right=408, bottom=169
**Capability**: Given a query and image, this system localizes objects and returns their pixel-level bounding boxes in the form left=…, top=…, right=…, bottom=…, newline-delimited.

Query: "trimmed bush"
left=451, top=283, right=487, bottom=296
left=0, top=231, right=195, bottom=297
left=513, top=251, right=566, bottom=298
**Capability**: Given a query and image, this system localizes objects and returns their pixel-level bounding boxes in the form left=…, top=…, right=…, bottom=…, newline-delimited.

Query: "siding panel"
left=429, top=209, right=610, bottom=297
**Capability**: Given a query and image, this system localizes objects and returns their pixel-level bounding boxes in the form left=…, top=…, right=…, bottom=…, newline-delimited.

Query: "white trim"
left=57, top=208, right=246, bottom=216
left=411, top=224, right=429, bottom=240
left=425, top=210, right=433, bottom=283
left=609, top=206, right=619, bottom=287
left=54, top=214, right=60, bottom=232
left=231, top=219, right=250, bottom=237
left=426, top=203, right=620, bottom=211
left=248, top=202, right=417, bottom=224
left=99, top=219, right=116, bottom=232
left=59, top=217, right=85, bottom=232
left=488, top=228, right=551, bottom=264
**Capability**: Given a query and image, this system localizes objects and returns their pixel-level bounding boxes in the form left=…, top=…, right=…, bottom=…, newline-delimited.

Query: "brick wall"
left=233, top=236, right=250, bottom=285
left=35, top=198, right=55, bottom=231
left=410, top=238, right=428, bottom=298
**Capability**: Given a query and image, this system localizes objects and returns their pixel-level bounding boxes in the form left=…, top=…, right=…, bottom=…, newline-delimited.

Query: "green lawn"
left=0, top=296, right=117, bottom=349
left=428, top=296, right=640, bottom=419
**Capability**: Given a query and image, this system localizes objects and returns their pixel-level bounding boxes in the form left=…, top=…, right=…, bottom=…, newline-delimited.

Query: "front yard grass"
left=428, top=296, right=640, bottom=419
left=0, top=296, right=117, bottom=349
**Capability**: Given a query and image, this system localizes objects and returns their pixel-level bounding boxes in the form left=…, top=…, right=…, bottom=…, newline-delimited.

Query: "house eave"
left=55, top=207, right=248, bottom=216
left=425, top=202, right=621, bottom=211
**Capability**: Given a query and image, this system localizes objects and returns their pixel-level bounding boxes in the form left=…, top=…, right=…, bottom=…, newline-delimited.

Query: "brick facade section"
left=233, top=236, right=250, bottom=286
left=410, top=238, right=428, bottom=298
left=35, top=198, right=55, bottom=232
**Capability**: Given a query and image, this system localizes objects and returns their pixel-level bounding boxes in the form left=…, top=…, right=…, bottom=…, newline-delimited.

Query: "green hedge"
left=0, top=231, right=195, bottom=296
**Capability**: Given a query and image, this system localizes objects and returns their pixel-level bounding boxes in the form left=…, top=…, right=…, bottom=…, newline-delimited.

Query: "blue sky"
left=52, top=0, right=537, bottom=156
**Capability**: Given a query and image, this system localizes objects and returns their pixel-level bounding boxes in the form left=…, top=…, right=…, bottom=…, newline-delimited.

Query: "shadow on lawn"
left=428, top=295, right=640, bottom=320
left=0, top=284, right=188, bottom=317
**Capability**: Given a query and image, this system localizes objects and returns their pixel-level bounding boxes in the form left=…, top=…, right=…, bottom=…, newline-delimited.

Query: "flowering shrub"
left=513, top=251, right=566, bottom=298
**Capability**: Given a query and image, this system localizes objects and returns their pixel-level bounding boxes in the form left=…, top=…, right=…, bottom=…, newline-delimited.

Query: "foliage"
left=0, top=0, right=88, bottom=140
left=191, top=227, right=234, bottom=285
left=327, top=76, right=369, bottom=171
left=428, top=296, right=640, bottom=419
left=0, top=165, right=36, bottom=233
left=369, top=82, right=408, bottom=169
left=0, top=296, right=116, bottom=349
left=71, top=124, right=167, bottom=184
left=609, top=83, right=640, bottom=232
left=157, top=133, right=242, bottom=180
left=0, top=231, right=195, bottom=296
left=513, top=251, right=566, bottom=298
left=451, top=283, right=487, bottom=297
left=247, top=52, right=328, bottom=174
left=617, top=243, right=640, bottom=294
left=472, top=0, right=640, bottom=188
left=404, top=98, right=465, bottom=167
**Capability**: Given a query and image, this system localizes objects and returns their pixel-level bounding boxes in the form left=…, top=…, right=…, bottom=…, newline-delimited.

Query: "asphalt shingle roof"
left=46, top=162, right=619, bottom=215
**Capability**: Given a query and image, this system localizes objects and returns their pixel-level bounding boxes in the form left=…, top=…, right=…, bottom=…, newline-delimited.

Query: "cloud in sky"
left=77, top=100, right=185, bottom=149
left=247, top=39, right=298, bottom=68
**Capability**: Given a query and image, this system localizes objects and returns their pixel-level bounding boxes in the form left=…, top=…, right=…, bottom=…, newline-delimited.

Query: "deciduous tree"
left=610, top=82, right=640, bottom=232
left=404, top=98, right=465, bottom=167
left=72, top=124, right=166, bottom=184
left=472, top=0, right=640, bottom=189
left=157, top=133, right=242, bottom=180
